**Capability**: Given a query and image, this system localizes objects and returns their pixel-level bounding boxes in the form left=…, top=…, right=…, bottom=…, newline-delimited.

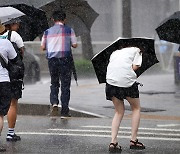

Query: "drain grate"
left=104, top=105, right=166, bottom=112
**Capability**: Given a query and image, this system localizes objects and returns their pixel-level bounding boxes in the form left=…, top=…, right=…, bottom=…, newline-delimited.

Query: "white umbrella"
left=0, top=6, right=25, bottom=23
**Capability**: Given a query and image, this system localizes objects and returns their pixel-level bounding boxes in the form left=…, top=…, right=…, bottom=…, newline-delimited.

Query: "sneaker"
left=0, top=146, right=6, bottom=152
left=61, top=113, right=71, bottom=119
left=50, top=105, right=59, bottom=116
left=6, top=133, right=21, bottom=142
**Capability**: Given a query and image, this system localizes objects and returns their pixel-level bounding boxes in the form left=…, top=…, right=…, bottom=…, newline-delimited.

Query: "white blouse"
left=106, top=47, right=142, bottom=87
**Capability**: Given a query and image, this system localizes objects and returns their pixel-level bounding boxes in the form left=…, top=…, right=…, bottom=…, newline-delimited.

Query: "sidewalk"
left=18, top=73, right=180, bottom=118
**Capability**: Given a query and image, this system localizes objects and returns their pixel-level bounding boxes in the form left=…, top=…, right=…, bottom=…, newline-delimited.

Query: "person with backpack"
left=0, top=21, right=18, bottom=152
left=0, top=18, right=24, bottom=142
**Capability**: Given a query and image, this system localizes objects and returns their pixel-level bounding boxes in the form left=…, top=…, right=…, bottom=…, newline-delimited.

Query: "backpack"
left=6, top=31, right=24, bottom=82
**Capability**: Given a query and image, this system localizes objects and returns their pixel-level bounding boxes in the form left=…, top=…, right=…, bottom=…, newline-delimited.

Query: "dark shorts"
left=105, top=82, right=139, bottom=101
left=0, top=82, right=11, bottom=116
left=11, top=81, right=23, bottom=99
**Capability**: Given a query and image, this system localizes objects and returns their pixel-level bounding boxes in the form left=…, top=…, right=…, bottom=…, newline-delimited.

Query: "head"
left=4, top=18, right=21, bottom=31
left=52, top=11, right=66, bottom=22
left=118, top=41, right=147, bottom=53
left=0, top=20, right=5, bottom=34
left=138, top=42, right=148, bottom=53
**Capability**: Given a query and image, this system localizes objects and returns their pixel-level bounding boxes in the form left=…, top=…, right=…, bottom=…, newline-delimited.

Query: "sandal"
left=109, top=142, right=122, bottom=153
left=130, top=139, right=145, bottom=150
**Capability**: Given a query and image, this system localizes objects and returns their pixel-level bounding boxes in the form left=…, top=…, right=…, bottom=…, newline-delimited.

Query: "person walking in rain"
left=0, top=21, right=18, bottom=152
left=106, top=44, right=145, bottom=152
left=41, top=11, right=77, bottom=118
left=0, top=18, right=24, bottom=142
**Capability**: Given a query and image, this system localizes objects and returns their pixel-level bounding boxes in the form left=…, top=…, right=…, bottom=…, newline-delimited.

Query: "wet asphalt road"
left=2, top=73, right=180, bottom=153
left=2, top=115, right=180, bottom=154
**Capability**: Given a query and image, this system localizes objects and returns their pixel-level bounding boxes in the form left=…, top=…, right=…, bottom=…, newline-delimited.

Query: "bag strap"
left=7, top=30, right=12, bottom=41
left=0, top=54, right=8, bottom=70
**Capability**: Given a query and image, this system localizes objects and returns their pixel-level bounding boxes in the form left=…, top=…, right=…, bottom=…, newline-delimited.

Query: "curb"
left=17, top=103, right=104, bottom=118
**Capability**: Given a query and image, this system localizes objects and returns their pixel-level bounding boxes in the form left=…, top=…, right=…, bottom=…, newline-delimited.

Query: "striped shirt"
left=41, top=22, right=77, bottom=58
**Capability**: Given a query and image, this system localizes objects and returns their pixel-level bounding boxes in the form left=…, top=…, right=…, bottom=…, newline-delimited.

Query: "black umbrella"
left=40, top=0, right=99, bottom=36
left=2, top=4, right=49, bottom=41
left=91, top=37, right=159, bottom=84
left=156, top=11, right=180, bottom=44
left=70, top=52, right=78, bottom=86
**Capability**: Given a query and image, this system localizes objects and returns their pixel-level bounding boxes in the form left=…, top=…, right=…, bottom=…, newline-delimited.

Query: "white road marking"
left=69, top=107, right=106, bottom=118
left=16, top=132, right=180, bottom=141
left=82, top=126, right=180, bottom=132
left=157, top=124, right=180, bottom=127
left=48, top=128, right=180, bottom=136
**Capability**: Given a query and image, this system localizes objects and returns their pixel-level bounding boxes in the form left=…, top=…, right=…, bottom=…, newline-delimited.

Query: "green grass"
left=74, top=59, right=95, bottom=77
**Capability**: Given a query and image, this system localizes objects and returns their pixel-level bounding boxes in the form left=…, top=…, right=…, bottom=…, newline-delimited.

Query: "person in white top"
left=106, top=45, right=145, bottom=152
left=1, top=18, right=24, bottom=57
left=0, top=18, right=24, bottom=142
left=0, top=21, right=17, bottom=152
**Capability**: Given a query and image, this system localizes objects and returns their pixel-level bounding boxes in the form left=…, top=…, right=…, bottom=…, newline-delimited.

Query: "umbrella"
left=70, top=52, right=78, bottom=86
left=0, top=0, right=54, bottom=8
left=91, top=37, right=159, bottom=84
left=40, top=0, right=99, bottom=36
left=0, top=6, right=25, bottom=23
left=156, top=11, right=180, bottom=44
left=1, top=4, right=49, bottom=41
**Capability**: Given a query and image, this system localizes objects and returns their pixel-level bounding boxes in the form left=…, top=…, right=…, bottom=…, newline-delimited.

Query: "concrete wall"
left=86, top=0, right=179, bottom=41
left=86, top=0, right=123, bottom=42
left=131, top=0, right=179, bottom=38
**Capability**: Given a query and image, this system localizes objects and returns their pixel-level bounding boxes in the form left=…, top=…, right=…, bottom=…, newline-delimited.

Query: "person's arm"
left=132, top=48, right=142, bottom=71
left=132, top=64, right=140, bottom=71
left=20, top=46, right=25, bottom=57
left=40, top=32, right=47, bottom=51
left=71, top=28, right=77, bottom=48
left=72, top=43, right=77, bottom=48
left=41, top=45, right=46, bottom=51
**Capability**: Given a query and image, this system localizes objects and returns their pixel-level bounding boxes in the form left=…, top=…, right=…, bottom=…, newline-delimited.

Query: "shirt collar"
left=55, top=22, right=64, bottom=25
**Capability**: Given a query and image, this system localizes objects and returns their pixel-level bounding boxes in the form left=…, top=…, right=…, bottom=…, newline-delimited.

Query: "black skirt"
left=105, top=82, right=139, bottom=101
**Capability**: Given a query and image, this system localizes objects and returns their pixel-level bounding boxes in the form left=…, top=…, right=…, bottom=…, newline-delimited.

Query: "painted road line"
left=48, top=128, right=180, bottom=137
left=82, top=126, right=180, bottom=132
left=157, top=124, right=180, bottom=127
left=69, top=107, right=106, bottom=118
left=16, top=132, right=180, bottom=141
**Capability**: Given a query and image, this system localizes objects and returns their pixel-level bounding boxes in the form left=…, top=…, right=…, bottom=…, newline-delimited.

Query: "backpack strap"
left=0, top=54, right=8, bottom=70
left=7, top=30, right=12, bottom=41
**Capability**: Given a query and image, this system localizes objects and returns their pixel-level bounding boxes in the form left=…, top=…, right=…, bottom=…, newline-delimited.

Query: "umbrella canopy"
left=0, top=6, right=25, bottom=23
left=0, top=0, right=54, bottom=8
left=1, top=4, right=49, bottom=41
left=156, top=11, right=180, bottom=44
left=40, top=0, right=99, bottom=36
left=91, top=37, right=159, bottom=84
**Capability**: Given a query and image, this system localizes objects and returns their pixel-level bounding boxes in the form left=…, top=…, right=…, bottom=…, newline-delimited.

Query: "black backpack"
left=4, top=31, right=25, bottom=82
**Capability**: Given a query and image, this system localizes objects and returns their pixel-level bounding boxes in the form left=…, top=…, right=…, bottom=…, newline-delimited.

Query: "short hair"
left=52, top=11, right=66, bottom=21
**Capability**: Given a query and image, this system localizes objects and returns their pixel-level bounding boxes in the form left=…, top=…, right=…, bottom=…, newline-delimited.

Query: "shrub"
left=74, top=59, right=95, bottom=77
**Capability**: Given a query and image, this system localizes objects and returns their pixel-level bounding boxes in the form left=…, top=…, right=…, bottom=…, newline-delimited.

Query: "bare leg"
left=0, top=115, right=4, bottom=134
left=126, top=97, right=141, bottom=141
left=111, top=97, right=125, bottom=144
left=7, top=98, right=18, bottom=128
